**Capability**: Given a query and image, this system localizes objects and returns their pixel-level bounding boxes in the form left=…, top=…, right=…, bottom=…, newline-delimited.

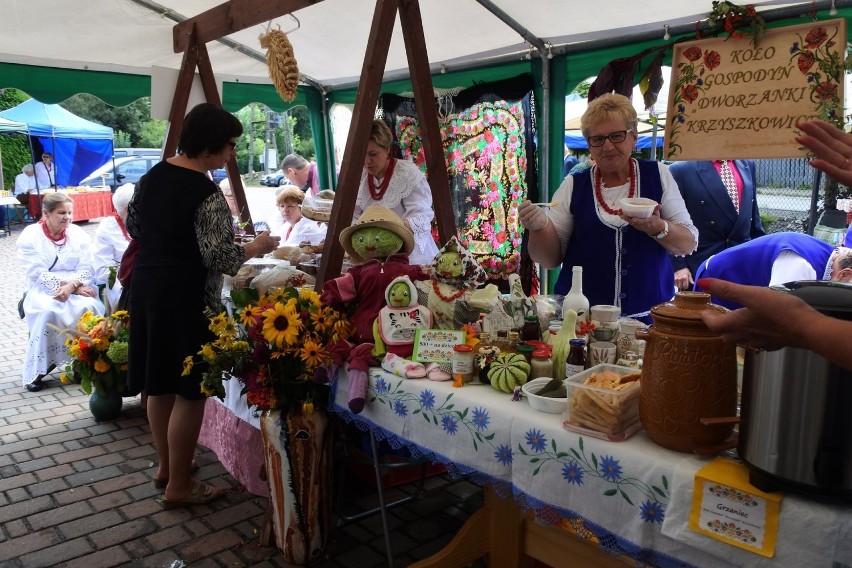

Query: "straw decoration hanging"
left=259, top=27, right=299, bottom=102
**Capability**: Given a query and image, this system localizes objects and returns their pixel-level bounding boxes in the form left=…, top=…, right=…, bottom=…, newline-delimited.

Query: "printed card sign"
left=665, top=19, right=846, bottom=160
left=411, top=329, right=466, bottom=363
left=689, top=457, right=782, bottom=557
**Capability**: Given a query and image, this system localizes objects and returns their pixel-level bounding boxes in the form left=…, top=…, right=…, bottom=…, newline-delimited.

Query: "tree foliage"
left=0, top=88, right=32, bottom=189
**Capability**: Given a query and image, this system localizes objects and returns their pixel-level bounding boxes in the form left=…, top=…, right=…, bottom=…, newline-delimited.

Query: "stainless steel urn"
left=738, top=281, right=852, bottom=500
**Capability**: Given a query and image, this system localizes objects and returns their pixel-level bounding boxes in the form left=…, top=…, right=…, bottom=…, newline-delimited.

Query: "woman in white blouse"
left=271, top=185, right=327, bottom=247
left=92, top=183, right=134, bottom=309
left=17, top=193, right=103, bottom=391
left=354, top=119, right=439, bottom=265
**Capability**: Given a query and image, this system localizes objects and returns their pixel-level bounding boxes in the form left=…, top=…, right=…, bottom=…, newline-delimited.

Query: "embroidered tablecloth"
left=331, top=367, right=851, bottom=568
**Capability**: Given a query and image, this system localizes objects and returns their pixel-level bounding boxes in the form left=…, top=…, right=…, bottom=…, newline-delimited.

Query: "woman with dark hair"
left=127, top=103, right=279, bottom=508
left=17, top=192, right=103, bottom=391
left=354, top=118, right=439, bottom=265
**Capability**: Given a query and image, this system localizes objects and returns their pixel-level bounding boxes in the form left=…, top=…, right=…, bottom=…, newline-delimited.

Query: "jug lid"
left=651, top=291, right=728, bottom=320
left=778, top=280, right=852, bottom=314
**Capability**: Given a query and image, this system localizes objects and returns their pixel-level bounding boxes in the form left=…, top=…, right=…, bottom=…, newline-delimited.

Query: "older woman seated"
left=17, top=192, right=103, bottom=392
left=92, top=183, right=134, bottom=309
left=271, top=185, right=327, bottom=247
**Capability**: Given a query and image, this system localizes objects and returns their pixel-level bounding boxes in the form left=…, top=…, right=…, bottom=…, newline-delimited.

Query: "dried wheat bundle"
left=259, top=28, right=299, bottom=102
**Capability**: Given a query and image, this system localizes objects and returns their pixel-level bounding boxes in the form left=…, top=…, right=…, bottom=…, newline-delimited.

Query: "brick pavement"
left=0, top=217, right=484, bottom=568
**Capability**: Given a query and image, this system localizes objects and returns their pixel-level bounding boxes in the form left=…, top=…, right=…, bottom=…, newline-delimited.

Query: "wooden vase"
left=260, top=408, right=333, bottom=566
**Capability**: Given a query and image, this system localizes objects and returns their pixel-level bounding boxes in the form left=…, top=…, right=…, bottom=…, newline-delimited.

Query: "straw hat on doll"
left=339, top=206, right=414, bottom=263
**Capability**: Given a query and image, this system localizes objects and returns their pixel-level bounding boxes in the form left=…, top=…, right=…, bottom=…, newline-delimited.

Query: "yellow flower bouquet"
left=60, top=309, right=130, bottom=395
left=184, top=286, right=353, bottom=414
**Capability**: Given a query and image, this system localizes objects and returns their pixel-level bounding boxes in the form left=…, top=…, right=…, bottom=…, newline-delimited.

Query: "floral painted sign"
left=411, top=329, right=466, bottom=363
left=665, top=19, right=846, bottom=160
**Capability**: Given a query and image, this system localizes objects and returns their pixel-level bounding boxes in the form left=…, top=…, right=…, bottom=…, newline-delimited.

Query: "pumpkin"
left=487, top=353, right=531, bottom=393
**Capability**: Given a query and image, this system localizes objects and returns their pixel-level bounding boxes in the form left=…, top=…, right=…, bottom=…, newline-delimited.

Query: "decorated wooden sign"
left=411, top=329, right=466, bottom=363
left=665, top=19, right=846, bottom=160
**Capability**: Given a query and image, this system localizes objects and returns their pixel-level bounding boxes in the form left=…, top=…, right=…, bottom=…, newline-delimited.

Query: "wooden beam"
left=398, top=0, right=455, bottom=245
left=163, top=25, right=200, bottom=159
left=316, top=0, right=400, bottom=288
left=174, top=0, right=323, bottom=53
left=194, top=41, right=254, bottom=231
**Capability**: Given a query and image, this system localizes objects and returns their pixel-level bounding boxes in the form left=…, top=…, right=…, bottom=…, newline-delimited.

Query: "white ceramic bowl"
left=522, top=377, right=568, bottom=414
left=619, top=197, right=658, bottom=218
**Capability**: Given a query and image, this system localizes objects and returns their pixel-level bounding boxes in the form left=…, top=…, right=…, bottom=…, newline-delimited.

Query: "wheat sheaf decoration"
left=259, top=27, right=299, bottom=102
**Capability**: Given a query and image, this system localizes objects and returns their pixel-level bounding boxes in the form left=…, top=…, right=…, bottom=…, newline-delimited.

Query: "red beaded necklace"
left=432, top=279, right=467, bottom=302
left=39, top=218, right=67, bottom=246
left=594, top=159, right=636, bottom=215
left=114, top=213, right=131, bottom=241
left=368, top=157, right=396, bottom=200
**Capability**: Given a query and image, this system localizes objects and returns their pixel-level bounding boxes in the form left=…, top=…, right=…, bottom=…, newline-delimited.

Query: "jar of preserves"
left=521, top=314, right=541, bottom=343
left=530, top=350, right=553, bottom=381
left=516, top=343, right=535, bottom=364
left=565, top=338, right=586, bottom=379
left=452, top=344, right=475, bottom=385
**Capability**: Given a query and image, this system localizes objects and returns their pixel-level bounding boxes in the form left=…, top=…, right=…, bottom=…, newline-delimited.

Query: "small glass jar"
left=529, top=350, right=554, bottom=381
left=546, top=321, right=563, bottom=345
left=565, top=338, right=587, bottom=379
left=616, top=350, right=642, bottom=369
left=521, top=314, right=542, bottom=343
left=452, top=344, right=475, bottom=384
left=505, top=331, right=520, bottom=353
left=516, top=343, right=535, bottom=364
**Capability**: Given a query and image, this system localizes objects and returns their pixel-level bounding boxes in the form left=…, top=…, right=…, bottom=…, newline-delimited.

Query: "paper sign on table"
left=411, top=329, right=465, bottom=363
left=689, top=457, right=783, bottom=557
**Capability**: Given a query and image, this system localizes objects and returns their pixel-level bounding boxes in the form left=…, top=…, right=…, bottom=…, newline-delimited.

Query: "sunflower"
left=261, top=302, right=301, bottom=347
left=298, top=287, right=321, bottom=308
left=181, top=356, right=194, bottom=376
left=112, top=310, right=130, bottom=321
left=208, top=312, right=234, bottom=336
left=300, top=338, right=328, bottom=370
left=238, top=305, right=263, bottom=327
left=199, top=343, right=217, bottom=362
left=310, top=308, right=331, bottom=333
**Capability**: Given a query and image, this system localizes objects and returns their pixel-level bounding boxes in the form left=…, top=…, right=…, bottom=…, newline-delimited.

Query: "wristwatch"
left=653, top=220, right=669, bottom=240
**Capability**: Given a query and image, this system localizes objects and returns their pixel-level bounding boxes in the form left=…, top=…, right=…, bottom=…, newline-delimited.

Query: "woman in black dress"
left=127, top=103, right=279, bottom=508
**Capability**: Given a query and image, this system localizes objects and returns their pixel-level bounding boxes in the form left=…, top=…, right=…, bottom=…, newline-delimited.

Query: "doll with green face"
left=372, top=275, right=432, bottom=378
left=320, top=206, right=428, bottom=413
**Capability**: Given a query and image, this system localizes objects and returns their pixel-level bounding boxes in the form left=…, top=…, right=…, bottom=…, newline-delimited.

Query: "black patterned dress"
left=127, top=161, right=245, bottom=399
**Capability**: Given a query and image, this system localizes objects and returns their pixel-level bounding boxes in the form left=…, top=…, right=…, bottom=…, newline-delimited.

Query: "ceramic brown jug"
left=636, top=292, right=737, bottom=453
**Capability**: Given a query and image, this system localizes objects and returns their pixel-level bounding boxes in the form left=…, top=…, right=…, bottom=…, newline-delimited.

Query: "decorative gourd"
left=487, top=353, right=531, bottom=393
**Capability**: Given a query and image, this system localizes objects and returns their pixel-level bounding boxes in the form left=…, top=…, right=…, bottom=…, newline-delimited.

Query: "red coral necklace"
left=432, top=279, right=467, bottom=302
left=114, top=214, right=130, bottom=241
left=40, top=219, right=67, bottom=246
left=368, top=157, right=396, bottom=200
left=594, top=159, right=636, bottom=215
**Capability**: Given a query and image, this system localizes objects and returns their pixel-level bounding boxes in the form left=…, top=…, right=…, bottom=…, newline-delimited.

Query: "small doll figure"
left=427, top=236, right=492, bottom=330
left=321, top=206, right=428, bottom=413
left=373, top=275, right=433, bottom=378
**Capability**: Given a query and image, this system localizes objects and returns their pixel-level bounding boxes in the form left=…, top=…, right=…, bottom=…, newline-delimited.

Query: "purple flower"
left=525, top=429, right=547, bottom=453
left=392, top=399, right=408, bottom=417
left=441, top=415, right=459, bottom=435
left=494, top=444, right=513, bottom=465
left=640, top=500, right=665, bottom=523
left=419, top=389, right=436, bottom=410
left=375, top=377, right=389, bottom=395
left=471, top=407, right=490, bottom=431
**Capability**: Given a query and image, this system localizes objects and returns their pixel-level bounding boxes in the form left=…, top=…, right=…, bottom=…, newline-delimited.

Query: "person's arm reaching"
left=698, top=277, right=852, bottom=371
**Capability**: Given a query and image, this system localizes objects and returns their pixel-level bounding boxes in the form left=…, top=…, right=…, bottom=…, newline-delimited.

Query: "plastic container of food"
left=563, top=364, right=642, bottom=441
left=522, top=377, right=568, bottom=414
left=619, top=197, right=658, bottom=218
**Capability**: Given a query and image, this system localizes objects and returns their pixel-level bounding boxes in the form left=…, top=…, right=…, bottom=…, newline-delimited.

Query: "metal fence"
left=753, top=158, right=834, bottom=234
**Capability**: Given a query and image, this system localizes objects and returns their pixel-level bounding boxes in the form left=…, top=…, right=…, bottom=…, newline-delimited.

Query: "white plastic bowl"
left=619, top=197, right=658, bottom=218
left=522, top=377, right=568, bottom=414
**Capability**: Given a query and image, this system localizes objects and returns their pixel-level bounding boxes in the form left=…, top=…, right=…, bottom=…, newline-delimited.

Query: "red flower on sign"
left=815, top=81, right=838, bottom=101
left=703, top=50, right=721, bottom=70
left=804, top=27, right=828, bottom=48
left=797, top=52, right=815, bottom=74
left=683, top=46, right=702, bottom=62
left=681, top=84, right=699, bottom=103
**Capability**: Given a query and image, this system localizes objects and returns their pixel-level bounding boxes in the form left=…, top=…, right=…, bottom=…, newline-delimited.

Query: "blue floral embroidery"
left=370, top=378, right=498, bottom=452
left=442, top=414, right=459, bottom=435
left=640, top=500, right=665, bottom=524
left=525, top=429, right=547, bottom=453
left=600, top=455, right=622, bottom=482
left=494, top=444, right=513, bottom=465
left=562, top=461, right=584, bottom=486
left=517, top=433, right=668, bottom=524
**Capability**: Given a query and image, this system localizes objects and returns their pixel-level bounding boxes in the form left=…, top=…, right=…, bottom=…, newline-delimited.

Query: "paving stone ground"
left=0, top=215, right=483, bottom=568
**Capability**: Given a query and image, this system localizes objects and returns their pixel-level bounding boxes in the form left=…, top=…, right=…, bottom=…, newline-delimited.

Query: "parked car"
left=211, top=168, right=228, bottom=185
left=260, top=169, right=288, bottom=187
left=78, top=156, right=160, bottom=191
left=113, top=148, right=161, bottom=158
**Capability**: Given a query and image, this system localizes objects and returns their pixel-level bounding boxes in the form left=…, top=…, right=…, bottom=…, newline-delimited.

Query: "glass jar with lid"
left=530, top=350, right=554, bottom=381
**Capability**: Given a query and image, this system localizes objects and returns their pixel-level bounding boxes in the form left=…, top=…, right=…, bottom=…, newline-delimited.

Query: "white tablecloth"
left=330, top=367, right=852, bottom=568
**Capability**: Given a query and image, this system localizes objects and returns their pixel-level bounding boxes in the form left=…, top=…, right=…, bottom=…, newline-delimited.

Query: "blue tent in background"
left=0, top=99, right=113, bottom=187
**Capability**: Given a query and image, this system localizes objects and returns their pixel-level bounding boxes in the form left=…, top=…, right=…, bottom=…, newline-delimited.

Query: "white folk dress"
left=92, top=215, right=131, bottom=310
left=17, top=223, right=104, bottom=386
left=355, top=159, right=439, bottom=266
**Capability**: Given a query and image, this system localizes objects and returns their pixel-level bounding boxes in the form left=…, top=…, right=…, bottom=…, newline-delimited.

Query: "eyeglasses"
left=587, top=129, right=633, bottom=147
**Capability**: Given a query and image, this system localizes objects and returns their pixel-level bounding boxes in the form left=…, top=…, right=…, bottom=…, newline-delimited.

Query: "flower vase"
left=89, top=386, right=122, bottom=421
left=260, top=408, right=333, bottom=566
